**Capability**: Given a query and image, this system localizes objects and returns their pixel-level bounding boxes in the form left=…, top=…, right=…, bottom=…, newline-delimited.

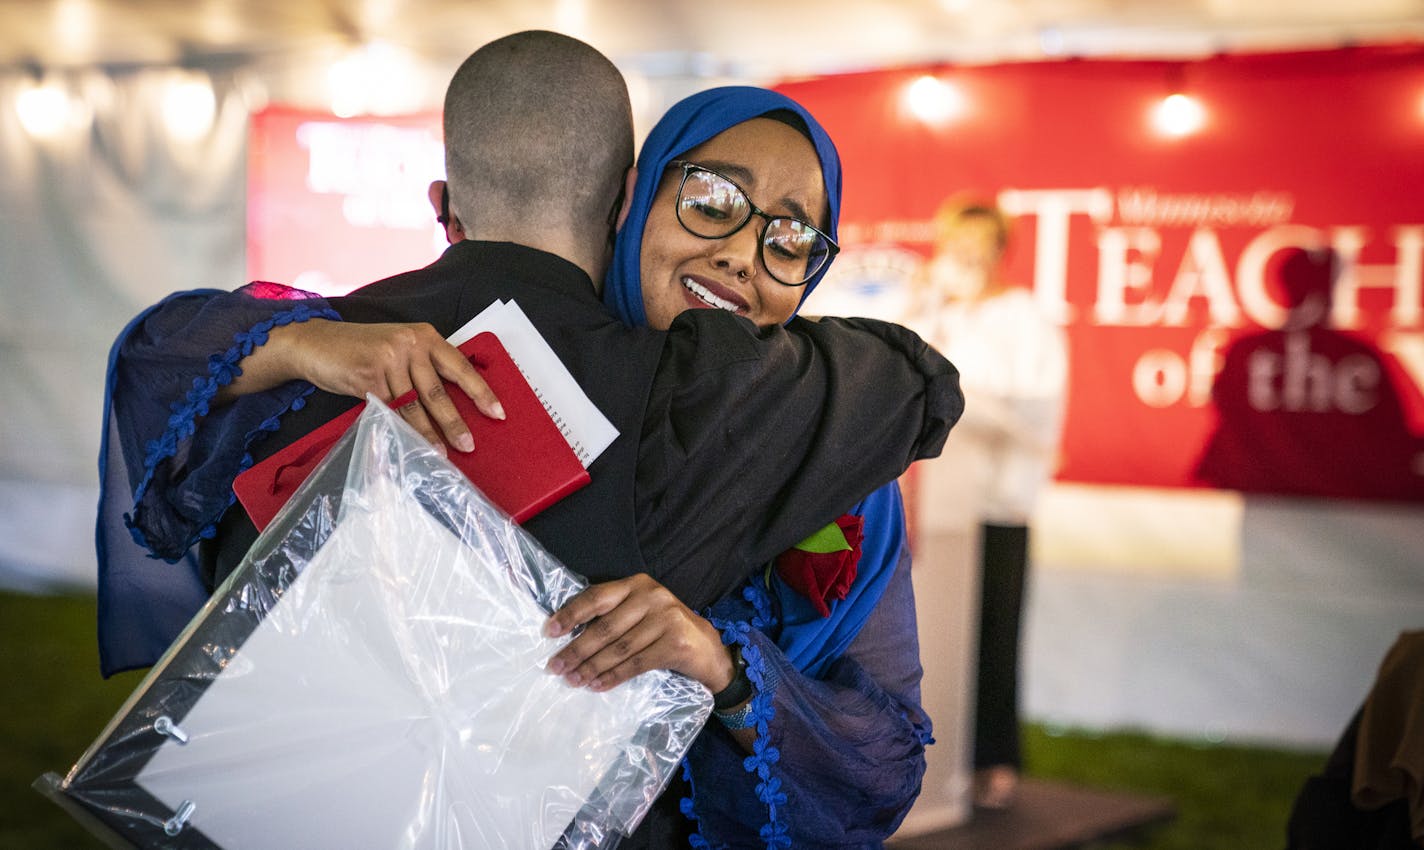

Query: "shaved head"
left=443, top=31, right=633, bottom=244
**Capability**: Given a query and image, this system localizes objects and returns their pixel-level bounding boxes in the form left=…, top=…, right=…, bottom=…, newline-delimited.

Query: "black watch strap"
left=712, top=644, right=753, bottom=711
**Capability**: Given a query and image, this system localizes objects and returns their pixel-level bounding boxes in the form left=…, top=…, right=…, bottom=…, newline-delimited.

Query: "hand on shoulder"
left=229, top=319, right=505, bottom=453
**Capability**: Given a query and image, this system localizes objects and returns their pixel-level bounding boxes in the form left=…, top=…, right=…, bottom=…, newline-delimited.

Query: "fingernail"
left=566, top=672, right=583, bottom=686
left=589, top=678, right=606, bottom=691
left=454, top=433, right=474, bottom=453
left=433, top=442, right=448, bottom=458
left=548, top=658, right=565, bottom=675
left=545, top=620, right=562, bottom=638
left=490, top=402, right=506, bottom=421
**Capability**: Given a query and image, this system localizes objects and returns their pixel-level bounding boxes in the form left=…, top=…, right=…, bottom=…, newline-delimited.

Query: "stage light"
left=554, top=0, right=589, bottom=38
left=905, top=74, right=965, bottom=126
left=328, top=40, right=421, bottom=118
left=16, top=79, right=74, bottom=138
left=54, top=0, right=97, bottom=60
left=329, top=46, right=372, bottom=118
left=1151, top=92, right=1205, bottom=138
left=163, top=74, right=217, bottom=142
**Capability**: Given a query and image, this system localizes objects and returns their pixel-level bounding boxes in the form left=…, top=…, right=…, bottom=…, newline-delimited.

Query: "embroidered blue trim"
left=680, top=759, right=712, bottom=849
left=124, top=304, right=340, bottom=561
left=682, top=579, right=789, bottom=849
left=908, top=709, right=936, bottom=747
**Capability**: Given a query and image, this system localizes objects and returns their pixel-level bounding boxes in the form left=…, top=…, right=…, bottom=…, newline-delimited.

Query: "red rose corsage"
left=774, top=514, right=865, bottom=618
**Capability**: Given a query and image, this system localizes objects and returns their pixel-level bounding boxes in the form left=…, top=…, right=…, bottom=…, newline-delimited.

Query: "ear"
left=428, top=180, right=465, bottom=243
left=427, top=180, right=446, bottom=216
left=613, top=167, right=637, bottom=233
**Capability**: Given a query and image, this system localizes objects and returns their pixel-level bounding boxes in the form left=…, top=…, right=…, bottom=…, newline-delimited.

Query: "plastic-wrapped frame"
left=37, top=400, right=713, bottom=849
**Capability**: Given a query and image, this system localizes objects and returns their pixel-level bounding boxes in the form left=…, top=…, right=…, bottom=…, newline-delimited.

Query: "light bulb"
left=327, top=41, right=422, bottom=117
left=164, top=75, right=217, bottom=142
left=905, top=75, right=965, bottom=126
left=16, top=81, right=73, bottom=138
left=1152, top=93, right=1205, bottom=138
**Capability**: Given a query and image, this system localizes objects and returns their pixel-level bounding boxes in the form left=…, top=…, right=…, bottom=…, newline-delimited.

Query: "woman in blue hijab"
left=598, top=86, right=930, bottom=848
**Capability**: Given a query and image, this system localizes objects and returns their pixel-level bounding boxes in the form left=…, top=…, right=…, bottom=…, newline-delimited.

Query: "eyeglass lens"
left=677, top=168, right=831, bottom=285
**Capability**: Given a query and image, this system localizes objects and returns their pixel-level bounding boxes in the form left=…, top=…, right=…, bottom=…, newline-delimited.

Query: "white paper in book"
left=449, top=300, right=618, bottom=467
left=134, top=479, right=649, bottom=850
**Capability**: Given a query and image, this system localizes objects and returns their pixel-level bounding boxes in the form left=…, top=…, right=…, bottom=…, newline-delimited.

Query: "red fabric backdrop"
left=774, top=45, right=1424, bottom=502
left=248, top=107, right=445, bottom=294
left=247, top=48, right=1424, bottom=503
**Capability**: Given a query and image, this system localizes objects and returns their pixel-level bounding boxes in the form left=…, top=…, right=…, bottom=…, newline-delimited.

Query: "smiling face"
left=639, top=117, right=829, bottom=330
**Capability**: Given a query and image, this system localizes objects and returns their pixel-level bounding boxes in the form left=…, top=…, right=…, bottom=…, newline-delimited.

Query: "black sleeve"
left=635, top=310, right=962, bottom=611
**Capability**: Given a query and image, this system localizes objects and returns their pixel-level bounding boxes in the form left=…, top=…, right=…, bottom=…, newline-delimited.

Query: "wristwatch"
left=715, top=698, right=757, bottom=730
left=711, top=644, right=753, bottom=712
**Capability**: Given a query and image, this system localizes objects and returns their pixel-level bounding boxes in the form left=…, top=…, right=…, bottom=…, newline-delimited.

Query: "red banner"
left=776, top=45, right=1424, bottom=502
left=248, top=107, right=444, bottom=294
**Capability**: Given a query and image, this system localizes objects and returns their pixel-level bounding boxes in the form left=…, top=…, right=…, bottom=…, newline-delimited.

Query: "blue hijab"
left=603, top=86, right=842, bottom=327
left=604, top=86, right=905, bottom=679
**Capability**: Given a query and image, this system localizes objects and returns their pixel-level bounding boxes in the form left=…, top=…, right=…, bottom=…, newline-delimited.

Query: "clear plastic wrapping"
left=38, top=399, right=712, bottom=849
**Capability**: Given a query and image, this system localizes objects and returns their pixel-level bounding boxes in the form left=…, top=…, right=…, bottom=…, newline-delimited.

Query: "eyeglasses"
left=667, top=160, right=838, bottom=287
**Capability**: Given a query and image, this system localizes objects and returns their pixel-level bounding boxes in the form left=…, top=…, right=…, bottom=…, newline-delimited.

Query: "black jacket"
left=206, top=239, right=961, bottom=616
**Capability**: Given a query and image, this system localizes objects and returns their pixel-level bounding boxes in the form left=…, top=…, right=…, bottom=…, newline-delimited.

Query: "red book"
left=234, top=332, right=589, bottom=530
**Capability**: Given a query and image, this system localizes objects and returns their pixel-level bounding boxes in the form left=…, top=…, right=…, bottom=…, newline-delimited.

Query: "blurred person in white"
left=906, top=198, right=1068, bottom=809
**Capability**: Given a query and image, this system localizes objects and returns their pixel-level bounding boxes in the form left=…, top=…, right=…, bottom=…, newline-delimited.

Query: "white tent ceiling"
left=5, top=0, right=1423, bottom=81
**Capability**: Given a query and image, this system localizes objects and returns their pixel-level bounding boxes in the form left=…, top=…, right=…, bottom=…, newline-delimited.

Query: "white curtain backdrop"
left=0, top=68, right=249, bottom=591
left=1024, top=486, right=1424, bottom=748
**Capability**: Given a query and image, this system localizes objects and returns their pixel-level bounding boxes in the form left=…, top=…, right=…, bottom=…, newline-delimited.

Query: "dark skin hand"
left=211, top=183, right=495, bottom=452
left=543, top=573, right=758, bottom=749
left=544, top=573, right=734, bottom=691
left=215, top=318, right=505, bottom=454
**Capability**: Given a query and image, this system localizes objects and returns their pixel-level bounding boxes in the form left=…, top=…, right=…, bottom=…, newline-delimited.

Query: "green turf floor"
left=2, top=591, right=147, bottom=849
left=0, top=590, right=1329, bottom=849
left=1022, top=725, right=1326, bottom=848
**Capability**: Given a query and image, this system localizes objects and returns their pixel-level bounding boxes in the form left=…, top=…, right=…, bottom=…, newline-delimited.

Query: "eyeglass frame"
left=665, top=159, right=840, bottom=287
